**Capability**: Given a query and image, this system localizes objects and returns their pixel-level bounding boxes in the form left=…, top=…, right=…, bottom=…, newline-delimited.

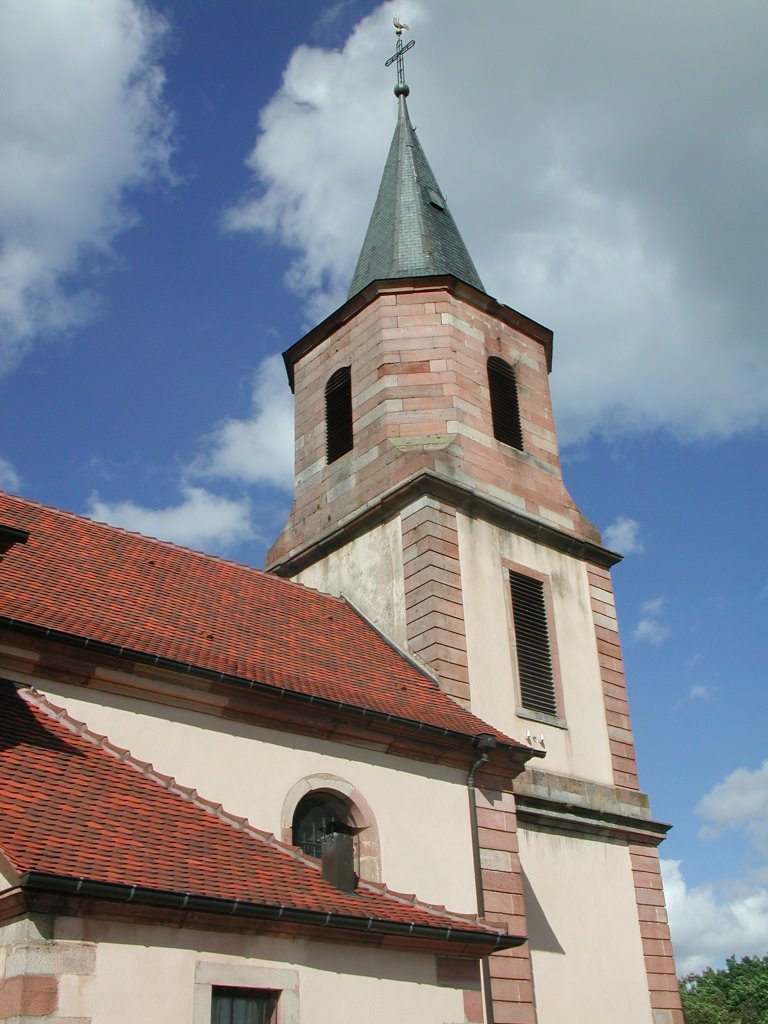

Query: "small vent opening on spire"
left=325, top=367, right=353, bottom=464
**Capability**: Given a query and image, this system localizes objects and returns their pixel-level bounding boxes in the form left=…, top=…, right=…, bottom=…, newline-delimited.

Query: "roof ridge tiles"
left=14, top=685, right=506, bottom=937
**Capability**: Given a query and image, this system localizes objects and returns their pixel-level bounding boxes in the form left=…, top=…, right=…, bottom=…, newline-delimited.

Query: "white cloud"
left=686, top=683, right=716, bottom=703
left=193, top=355, right=294, bottom=491
left=633, top=596, right=670, bottom=645
left=85, top=356, right=293, bottom=552
left=227, top=0, right=768, bottom=443
left=87, top=486, right=253, bottom=552
left=0, top=456, right=20, bottom=492
left=603, top=516, right=643, bottom=554
left=696, top=760, right=768, bottom=853
left=641, top=597, right=666, bottom=617
left=0, top=0, right=173, bottom=368
left=662, top=859, right=768, bottom=975
left=634, top=618, right=670, bottom=645
left=223, top=2, right=404, bottom=325
left=667, top=759, right=768, bottom=971
left=673, top=682, right=717, bottom=712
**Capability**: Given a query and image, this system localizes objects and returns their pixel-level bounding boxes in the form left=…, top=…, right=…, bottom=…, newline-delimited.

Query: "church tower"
left=267, top=32, right=682, bottom=1024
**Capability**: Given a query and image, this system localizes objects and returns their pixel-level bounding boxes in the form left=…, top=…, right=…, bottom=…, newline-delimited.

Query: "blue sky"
left=1, top=0, right=767, bottom=973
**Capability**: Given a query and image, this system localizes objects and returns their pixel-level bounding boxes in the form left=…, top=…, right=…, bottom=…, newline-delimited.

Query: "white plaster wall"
left=34, top=681, right=477, bottom=915
left=457, top=513, right=613, bottom=784
left=294, top=517, right=407, bottom=649
left=53, top=917, right=466, bottom=1024
left=518, top=826, right=652, bottom=1024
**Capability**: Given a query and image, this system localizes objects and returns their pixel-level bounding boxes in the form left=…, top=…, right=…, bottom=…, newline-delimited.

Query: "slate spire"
left=348, top=86, right=485, bottom=298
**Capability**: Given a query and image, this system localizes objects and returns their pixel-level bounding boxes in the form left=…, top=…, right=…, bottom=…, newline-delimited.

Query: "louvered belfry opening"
left=488, top=357, right=524, bottom=451
left=509, top=571, right=557, bottom=716
left=325, top=366, right=353, bottom=464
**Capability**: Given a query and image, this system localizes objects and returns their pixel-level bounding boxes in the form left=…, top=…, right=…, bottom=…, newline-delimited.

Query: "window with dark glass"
left=292, top=792, right=351, bottom=859
left=211, top=987, right=277, bottom=1024
left=509, top=570, right=557, bottom=716
left=325, top=366, right=353, bottom=463
left=488, top=357, right=523, bottom=450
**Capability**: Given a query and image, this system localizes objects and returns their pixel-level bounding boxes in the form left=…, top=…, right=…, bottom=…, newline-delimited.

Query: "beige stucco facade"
left=293, top=507, right=615, bottom=788
left=519, top=826, right=653, bottom=1023
left=295, top=514, right=408, bottom=649
left=0, top=915, right=469, bottom=1024
left=457, top=513, right=614, bottom=784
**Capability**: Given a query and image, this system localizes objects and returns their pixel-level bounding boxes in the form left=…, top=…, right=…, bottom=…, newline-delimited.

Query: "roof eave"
left=0, top=618, right=538, bottom=765
left=16, top=872, right=524, bottom=954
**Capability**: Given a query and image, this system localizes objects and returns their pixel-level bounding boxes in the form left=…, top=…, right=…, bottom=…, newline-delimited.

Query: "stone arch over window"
left=281, top=774, right=381, bottom=882
left=325, top=366, right=353, bottom=463
left=487, top=356, right=523, bottom=451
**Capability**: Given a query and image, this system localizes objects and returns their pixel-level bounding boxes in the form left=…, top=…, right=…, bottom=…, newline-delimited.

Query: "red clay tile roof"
left=0, top=682, right=509, bottom=946
left=0, top=491, right=521, bottom=746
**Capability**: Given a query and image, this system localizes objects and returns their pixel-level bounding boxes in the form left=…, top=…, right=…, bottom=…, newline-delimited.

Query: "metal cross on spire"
left=386, top=17, right=415, bottom=96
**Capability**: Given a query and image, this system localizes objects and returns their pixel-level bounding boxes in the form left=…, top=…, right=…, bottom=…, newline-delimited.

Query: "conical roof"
left=348, top=93, right=484, bottom=298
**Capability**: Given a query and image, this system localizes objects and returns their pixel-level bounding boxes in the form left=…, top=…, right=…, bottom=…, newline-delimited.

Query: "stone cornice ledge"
left=514, top=768, right=671, bottom=846
left=268, top=470, right=621, bottom=576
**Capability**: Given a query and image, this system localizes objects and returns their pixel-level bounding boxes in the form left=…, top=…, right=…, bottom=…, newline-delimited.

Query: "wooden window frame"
left=502, top=560, right=566, bottom=728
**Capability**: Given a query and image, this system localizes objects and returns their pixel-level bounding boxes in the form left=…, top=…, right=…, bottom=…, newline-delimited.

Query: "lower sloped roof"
left=0, top=682, right=514, bottom=950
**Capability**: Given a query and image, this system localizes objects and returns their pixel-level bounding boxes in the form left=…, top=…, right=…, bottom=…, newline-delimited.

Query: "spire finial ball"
left=394, top=82, right=410, bottom=97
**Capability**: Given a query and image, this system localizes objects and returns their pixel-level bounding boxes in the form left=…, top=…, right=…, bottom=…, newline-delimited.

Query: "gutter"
left=0, top=617, right=533, bottom=762
left=18, top=872, right=522, bottom=952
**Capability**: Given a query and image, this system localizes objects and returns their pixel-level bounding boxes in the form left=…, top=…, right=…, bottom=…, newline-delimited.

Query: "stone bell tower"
left=267, top=30, right=682, bottom=1024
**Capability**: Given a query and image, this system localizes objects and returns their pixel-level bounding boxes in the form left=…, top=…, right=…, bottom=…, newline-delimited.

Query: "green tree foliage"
left=680, top=955, right=768, bottom=1023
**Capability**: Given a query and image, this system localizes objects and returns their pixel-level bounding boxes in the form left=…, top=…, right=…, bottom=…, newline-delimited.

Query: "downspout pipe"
left=468, top=733, right=498, bottom=1024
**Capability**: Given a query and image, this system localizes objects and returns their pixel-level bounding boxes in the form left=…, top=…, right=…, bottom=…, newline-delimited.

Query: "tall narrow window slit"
left=325, top=366, right=353, bottom=463
left=488, top=356, right=524, bottom=450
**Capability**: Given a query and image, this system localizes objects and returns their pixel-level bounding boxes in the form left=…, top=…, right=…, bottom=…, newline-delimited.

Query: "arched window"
left=292, top=792, right=352, bottom=860
left=487, top=356, right=523, bottom=451
left=282, top=775, right=381, bottom=882
left=325, top=366, right=353, bottom=463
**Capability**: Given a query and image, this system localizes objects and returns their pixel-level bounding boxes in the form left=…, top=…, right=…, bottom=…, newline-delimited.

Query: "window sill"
left=516, top=707, right=567, bottom=730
